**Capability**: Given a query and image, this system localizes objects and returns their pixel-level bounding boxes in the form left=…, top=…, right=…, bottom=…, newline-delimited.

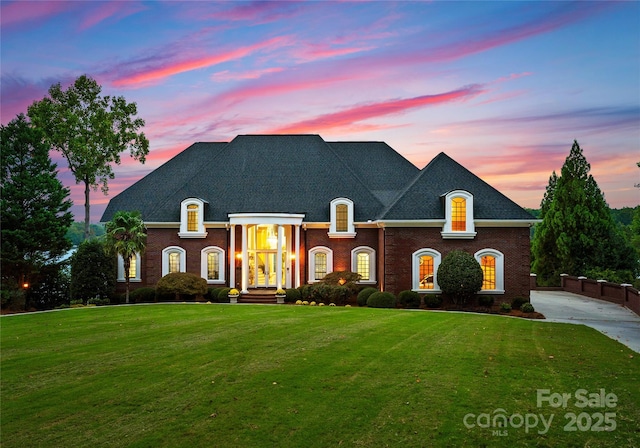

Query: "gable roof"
left=381, top=152, right=535, bottom=221
left=101, top=136, right=535, bottom=224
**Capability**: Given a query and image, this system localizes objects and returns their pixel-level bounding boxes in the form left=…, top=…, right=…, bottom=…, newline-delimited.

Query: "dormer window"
left=179, top=198, right=207, bottom=238
left=441, top=190, right=476, bottom=239
left=328, top=198, right=356, bottom=238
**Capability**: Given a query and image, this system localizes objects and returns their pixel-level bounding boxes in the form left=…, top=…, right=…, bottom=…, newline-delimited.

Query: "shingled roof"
left=100, top=135, right=535, bottom=223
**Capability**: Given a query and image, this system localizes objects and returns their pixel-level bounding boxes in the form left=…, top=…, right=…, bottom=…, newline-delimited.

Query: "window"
left=412, top=249, right=441, bottom=291
left=162, top=246, right=186, bottom=276
left=441, top=190, right=476, bottom=239
left=179, top=198, right=207, bottom=238
left=474, top=249, right=504, bottom=294
left=117, top=253, right=141, bottom=282
left=201, top=246, right=225, bottom=284
left=328, top=198, right=356, bottom=238
left=351, top=246, right=376, bottom=283
left=308, top=246, right=333, bottom=282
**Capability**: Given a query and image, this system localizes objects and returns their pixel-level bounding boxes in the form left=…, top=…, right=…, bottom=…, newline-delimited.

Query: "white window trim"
left=351, top=246, right=376, bottom=284
left=474, top=248, right=505, bottom=294
left=178, top=198, right=208, bottom=238
left=328, top=197, right=356, bottom=238
left=308, top=246, right=333, bottom=283
left=162, top=246, right=186, bottom=276
left=117, top=253, right=141, bottom=282
left=411, top=249, right=441, bottom=292
left=441, top=190, right=476, bottom=239
left=201, top=246, right=225, bottom=284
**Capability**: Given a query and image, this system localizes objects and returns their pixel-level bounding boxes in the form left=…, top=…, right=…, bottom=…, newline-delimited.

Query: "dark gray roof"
left=381, top=152, right=536, bottom=220
left=101, top=136, right=535, bottom=223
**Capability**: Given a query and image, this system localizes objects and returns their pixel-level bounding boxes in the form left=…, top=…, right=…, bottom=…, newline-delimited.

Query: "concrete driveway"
left=530, top=290, right=640, bottom=353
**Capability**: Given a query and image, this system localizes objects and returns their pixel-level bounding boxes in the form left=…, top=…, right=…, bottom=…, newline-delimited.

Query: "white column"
left=229, top=224, right=236, bottom=289
left=276, top=224, right=283, bottom=290
left=241, top=224, right=249, bottom=293
left=295, top=224, right=301, bottom=288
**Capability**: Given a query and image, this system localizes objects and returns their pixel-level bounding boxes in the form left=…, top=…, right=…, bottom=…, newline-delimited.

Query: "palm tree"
left=105, top=210, right=146, bottom=304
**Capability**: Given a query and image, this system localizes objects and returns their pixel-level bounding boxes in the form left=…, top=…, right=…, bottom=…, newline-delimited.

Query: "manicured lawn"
left=1, top=304, right=638, bottom=447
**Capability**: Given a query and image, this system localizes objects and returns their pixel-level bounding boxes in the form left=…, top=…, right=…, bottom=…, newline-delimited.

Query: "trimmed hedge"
left=511, top=297, right=528, bottom=310
left=478, top=295, right=495, bottom=308
left=424, top=295, right=443, bottom=308
left=357, top=287, right=378, bottom=307
left=398, top=290, right=421, bottom=309
left=285, top=288, right=301, bottom=303
left=437, top=250, right=483, bottom=305
left=156, top=272, right=208, bottom=301
left=366, top=291, right=397, bottom=308
left=129, top=287, right=156, bottom=303
left=217, top=287, right=231, bottom=303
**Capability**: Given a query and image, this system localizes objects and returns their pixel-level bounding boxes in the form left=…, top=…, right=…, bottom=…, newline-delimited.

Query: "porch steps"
left=238, top=290, right=278, bottom=304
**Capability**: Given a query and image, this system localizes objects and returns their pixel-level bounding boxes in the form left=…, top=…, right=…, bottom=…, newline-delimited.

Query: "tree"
left=104, top=210, right=146, bottom=304
left=27, top=75, right=149, bottom=240
left=156, top=272, right=208, bottom=302
left=1, top=114, right=73, bottom=310
left=437, top=250, right=483, bottom=305
left=532, top=140, right=637, bottom=285
left=70, top=239, right=116, bottom=303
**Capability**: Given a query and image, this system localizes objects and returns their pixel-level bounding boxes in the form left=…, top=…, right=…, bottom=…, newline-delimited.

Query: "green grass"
left=1, top=304, right=639, bottom=447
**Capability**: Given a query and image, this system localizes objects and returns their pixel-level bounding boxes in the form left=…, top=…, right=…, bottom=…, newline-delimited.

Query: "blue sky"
left=1, top=0, right=638, bottom=222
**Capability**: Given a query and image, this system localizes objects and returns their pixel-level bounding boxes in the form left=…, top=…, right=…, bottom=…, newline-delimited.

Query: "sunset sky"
left=2, top=0, right=639, bottom=223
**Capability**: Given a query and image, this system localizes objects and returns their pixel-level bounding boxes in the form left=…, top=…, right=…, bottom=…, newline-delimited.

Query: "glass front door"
left=247, top=224, right=288, bottom=288
left=253, top=252, right=277, bottom=287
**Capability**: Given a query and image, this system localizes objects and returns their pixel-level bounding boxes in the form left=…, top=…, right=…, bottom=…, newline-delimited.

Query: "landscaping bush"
left=357, top=287, right=378, bottom=307
left=155, top=272, right=208, bottom=301
left=520, top=302, right=535, bottom=313
left=285, top=288, right=301, bottom=303
left=206, top=287, right=224, bottom=303
left=217, top=287, right=232, bottom=303
left=317, top=271, right=361, bottom=302
left=129, top=287, right=156, bottom=303
left=298, top=284, right=312, bottom=301
left=87, top=297, right=110, bottom=306
left=424, top=294, right=442, bottom=308
left=511, top=296, right=528, bottom=310
left=398, top=290, right=421, bottom=309
left=478, top=295, right=495, bottom=308
left=500, top=302, right=512, bottom=312
left=366, top=291, right=397, bottom=308
left=437, top=250, right=483, bottom=305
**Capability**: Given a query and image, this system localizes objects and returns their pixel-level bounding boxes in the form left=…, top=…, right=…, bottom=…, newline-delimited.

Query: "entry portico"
left=228, top=213, right=304, bottom=293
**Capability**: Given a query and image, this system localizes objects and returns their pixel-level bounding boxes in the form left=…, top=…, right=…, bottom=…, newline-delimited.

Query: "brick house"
left=101, top=134, right=536, bottom=301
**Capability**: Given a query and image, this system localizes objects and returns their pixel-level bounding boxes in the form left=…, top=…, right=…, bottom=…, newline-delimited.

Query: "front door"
left=254, top=251, right=277, bottom=287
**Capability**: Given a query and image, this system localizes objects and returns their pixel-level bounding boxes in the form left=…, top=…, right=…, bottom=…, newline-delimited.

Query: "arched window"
left=117, top=253, right=141, bottom=282
left=162, top=246, right=186, bottom=276
left=308, top=246, right=333, bottom=282
left=201, top=246, right=225, bottom=284
left=351, top=246, right=376, bottom=283
left=412, top=249, right=441, bottom=291
left=441, top=190, right=476, bottom=239
left=179, top=198, right=207, bottom=238
left=329, top=198, right=356, bottom=238
left=474, top=249, right=504, bottom=294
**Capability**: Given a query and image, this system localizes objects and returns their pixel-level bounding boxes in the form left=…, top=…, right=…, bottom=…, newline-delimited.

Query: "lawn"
left=1, top=304, right=639, bottom=447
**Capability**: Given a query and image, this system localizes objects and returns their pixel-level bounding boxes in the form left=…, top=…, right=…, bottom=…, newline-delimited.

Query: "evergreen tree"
left=532, top=140, right=637, bottom=285
left=1, top=114, right=73, bottom=309
left=70, top=239, right=116, bottom=303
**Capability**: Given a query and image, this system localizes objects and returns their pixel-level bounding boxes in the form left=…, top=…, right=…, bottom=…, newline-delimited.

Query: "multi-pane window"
left=207, top=252, right=219, bottom=280
left=419, top=255, right=434, bottom=289
left=451, top=197, right=466, bottom=231
left=128, top=255, right=137, bottom=279
left=480, top=255, right=496, bottom=290
left=356, top=252, right=370, bottom=281
left=314, top=252, right=327, bottom=280
left=336, top=204, right=348, bottom=232
left=187, top=204, right=199, bottom=232
left=168, top=252, right=180, bottom=273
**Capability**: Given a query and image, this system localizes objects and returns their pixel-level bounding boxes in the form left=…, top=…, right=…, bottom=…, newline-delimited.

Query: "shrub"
left=321, top=270, right=362, bottom=285
left=156, top=272, right=208, bottom=301
left=424, top=295, right=442, bottom=308
left=87, top=297, right=110, bottom=306
left=366, top=291, right=397, bottom=308
left=478, top=295, right=495, bottom=308
left=520, top=302, right=535, bottom=313
left=130, top=287, right=156, bottom=303
left=217, top=287, right=232, bottom=303
left=357, top=287, right=378, bottom=307
left=285, top=288, right=301, bottom=303
left=70, top=239, right=116, bottom=303
left=500, top=302, right=512, bottom=312
left=437, top=250, right=483, bottom=305
left=398, top=290, right=421, bottom=309
left=206, top=287, right=224, bottom=303
left=511, top=297, right=528, bottom=310
left=298, top=284, right=312, bottom=301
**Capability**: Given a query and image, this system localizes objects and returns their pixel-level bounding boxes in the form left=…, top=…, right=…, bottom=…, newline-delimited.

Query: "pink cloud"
left=268, top=85, right=485, bottom=134
left=211, top=67, right=284, bottom=82
left=111, top=36, right=289, bottom=87
left=0, top=0, right=70, bottom=27
left=79, top=1, right=146, bottom=31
